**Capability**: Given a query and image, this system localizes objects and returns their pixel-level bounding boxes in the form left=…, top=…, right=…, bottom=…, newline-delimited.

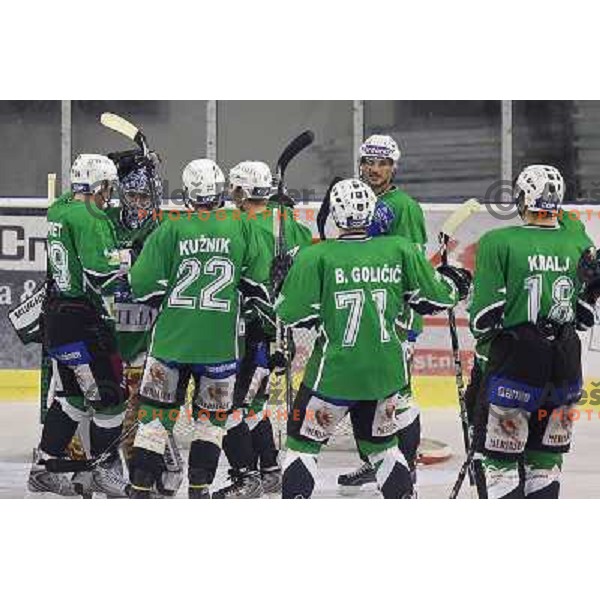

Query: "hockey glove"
left=437, top=265, right=472, bottom=301
left=578, top=247, right=600, bottom=304
left=268, top=192, right=295, bottom=208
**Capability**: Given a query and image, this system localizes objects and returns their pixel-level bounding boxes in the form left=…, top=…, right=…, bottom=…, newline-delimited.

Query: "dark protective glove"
left=268, top=335, right=296, bottom=375
left=114, top=276, right=133, bottom=304
left=268, top=192, right=295, bottom=208
left=437, top=264, right=472, bottom=301
left=578, top=247, right=600, bottom=304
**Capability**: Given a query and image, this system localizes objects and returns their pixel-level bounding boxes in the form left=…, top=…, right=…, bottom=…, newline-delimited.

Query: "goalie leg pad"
left=483, top=457, right=524, bottom=498
left=524, top=450, right=562, bottom=499
left=370, top=446, right=413, bottom=499
left=282, top=450, right=317, bottom=499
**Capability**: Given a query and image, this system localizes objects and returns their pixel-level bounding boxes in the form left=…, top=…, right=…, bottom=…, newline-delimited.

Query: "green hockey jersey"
left=276, top=234, right=457, bottom=400
left=129, top=209, right=272, bottom=364
left=368, top=186, right=428, bottom=336
left=106, top=207, right=158, bottom=363
left=470, top=222, right=593, bottom=340
left=257, top=201, right=313, bottom=256
left=46, top=193, right=122, bottom=311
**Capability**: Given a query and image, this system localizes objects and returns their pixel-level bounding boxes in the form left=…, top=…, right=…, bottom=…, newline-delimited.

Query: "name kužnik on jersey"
left=334, top=264, right=403, bottom=285
left=180, top=235, right=231, bottom=256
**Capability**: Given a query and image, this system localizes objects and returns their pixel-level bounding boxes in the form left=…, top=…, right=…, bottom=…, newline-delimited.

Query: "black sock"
left=397, top=414, right=420, bottom=473
left=90, top=420, right=122, bottom=458
left=39, top=400, right=79, bottom=457
left=129, top=447, right=163, bottom=489
left=222, top=421, right=254, bottom=472
left=251, top=418, right=278, bottom=471
left=188, top=440, right=221, bottom=486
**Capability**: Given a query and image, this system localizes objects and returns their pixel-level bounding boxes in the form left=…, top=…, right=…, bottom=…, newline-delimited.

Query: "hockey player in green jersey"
left=106, top=150, right=186, bottom=496
left=217, top=160, right=312, bottom=497
left=338, top=134, right=427, bottom=491
left=276, top=179, right=471, bottom=498
left=469, top=165, right=595, bottom=499
left=28, top=154, right=129, bottom=497
left=127, top=159, right=272, bottom=498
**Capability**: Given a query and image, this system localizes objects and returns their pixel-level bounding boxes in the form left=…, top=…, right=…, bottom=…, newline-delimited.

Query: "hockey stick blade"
left=276, top=130, right=315, bottom=178
left=100, top=112, right=148, bottom=153
left=440, top=198, right=481, bottom=239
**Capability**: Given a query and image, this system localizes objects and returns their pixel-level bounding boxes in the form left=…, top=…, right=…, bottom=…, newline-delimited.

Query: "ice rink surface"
left=1, top=402, right=598, bottom=499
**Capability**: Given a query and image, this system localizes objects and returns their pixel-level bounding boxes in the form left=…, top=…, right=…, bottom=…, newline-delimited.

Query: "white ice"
left=1, top=402, right=599, bottom=499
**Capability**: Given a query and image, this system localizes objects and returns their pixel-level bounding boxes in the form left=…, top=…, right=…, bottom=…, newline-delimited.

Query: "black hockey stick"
left=40, top=419, right=139, bottom=473
left=272, top=130, right=315, bottom=415
left=436, top=199, right=480, bottom=498
left=440, top=232, right=473, bottom=496
left=316, top=176, right=343, bottom=240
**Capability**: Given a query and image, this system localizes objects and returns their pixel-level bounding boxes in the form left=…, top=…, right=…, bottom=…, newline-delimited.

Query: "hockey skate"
left=188, top=486, right=211, bottom=499
left=27, top=449, right=78, bottom=497
left=72, top=471, right=94, bottom=498
left=91, top=454, right=130, bottom=498
left=261, top=466, right=282, bottom=495
left=212, top=469, right=263, bottom=499
left=337, top=462, right=376, bottom=492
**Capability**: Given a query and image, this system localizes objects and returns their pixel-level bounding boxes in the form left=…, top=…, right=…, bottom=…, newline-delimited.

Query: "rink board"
left=3, top=200, right=600, bottom=404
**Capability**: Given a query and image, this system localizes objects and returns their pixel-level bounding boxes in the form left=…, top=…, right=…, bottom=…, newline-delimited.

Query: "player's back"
left=288, top=235, right=425, bottom=400
left=47, top=193, right=120, bottom=308
left=130, top=209, right=269, bottom=364
left=471, top=223, right=592, bottom=332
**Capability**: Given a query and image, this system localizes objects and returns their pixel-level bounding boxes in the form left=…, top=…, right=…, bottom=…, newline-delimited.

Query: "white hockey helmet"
left=330, top=178, right=377, bottom=230
left=71, top=154, right=118, bottom=194
left=228, top=161, right=273, bottom=200
left=514, top=164, right=565, bottom=214
left=182, top=159, right=226, bottom=208
left=359, top=134, right=401, bottom=164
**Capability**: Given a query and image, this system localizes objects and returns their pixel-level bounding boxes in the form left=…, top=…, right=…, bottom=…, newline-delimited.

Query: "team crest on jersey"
left=149, top=362, right=167, bottom=384
left=315, top=407, right=334, bottom=428
left=372, top=394, right=400, bottom=437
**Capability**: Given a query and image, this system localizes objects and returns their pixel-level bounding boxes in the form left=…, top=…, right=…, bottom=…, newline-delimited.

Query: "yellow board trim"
left=2, top=370, right=600, bottom=411
left=0, top=370, right=42, bottom=402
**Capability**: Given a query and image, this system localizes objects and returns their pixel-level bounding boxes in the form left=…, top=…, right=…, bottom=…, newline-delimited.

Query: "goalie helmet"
left=514, top=164, right=565, bottom=215
left=359, top=134, right=401, bottom=164
left=119, top=164, right=162, bottom=229
left=228, top=161, right=273, bottom=202
left=330, top=178, right=377, bottom=230
left=182, top=159, right=226, bottom=209
left=71, top=154, right=118, bottom=195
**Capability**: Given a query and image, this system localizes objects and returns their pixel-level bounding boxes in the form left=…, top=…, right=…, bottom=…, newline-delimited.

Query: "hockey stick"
left=40, top=419, right=140, bottom=473
left=272, top=131, right=315, bottom=416
left=436, top=198, right=481, bottom=499
left=100, top=112, right=149, bottom=155
left=316, top=176, right=343, bottom=241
